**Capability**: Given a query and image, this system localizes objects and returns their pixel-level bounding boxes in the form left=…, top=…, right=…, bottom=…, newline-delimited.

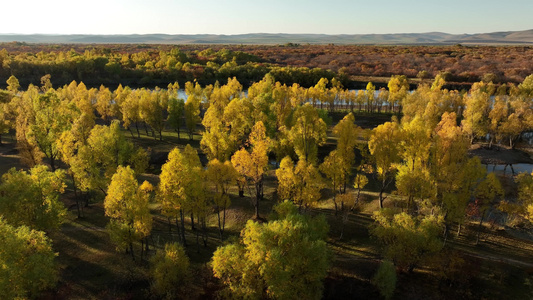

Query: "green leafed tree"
left=167, top=96, right=185, bottom=139
left=332, top=112, right=360, bottom=191
left=288, top=103, right=327, bottom=163
left=320, top=150, right=345, bottom=213
left=212, top=201, right=330, bottom=300
left=0, top=219, right=58, bottom=300
left=206, top=159, right=237, bottom=239
left=371, top=209, right=443, bottom=272
left=368, top=120, right=401, bottom=208
left=184, top=81, right=203, bottom=140
left=104, top=165, right=153, bottom=259
left=150, top=242, right=191, bottom=299
left=373, top=260, right=397, bottom=300
left=158, top=145, right=206, bottom=245
left=0, top=165, right=66, bottom=231
left=71, top=120, right=148, bottom=195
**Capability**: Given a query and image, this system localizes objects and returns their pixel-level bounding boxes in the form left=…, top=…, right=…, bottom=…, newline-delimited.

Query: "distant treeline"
left=2, top=43, right=533, bottom=90
left=0, top=44, right=342, bottom=89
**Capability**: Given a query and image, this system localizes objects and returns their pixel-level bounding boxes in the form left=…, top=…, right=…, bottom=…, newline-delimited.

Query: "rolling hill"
left=1, top=29, right=533, bottom=45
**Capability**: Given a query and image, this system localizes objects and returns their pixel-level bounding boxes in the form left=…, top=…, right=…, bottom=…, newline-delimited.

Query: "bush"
left=150, top=242, right=190, bottom=299
left=373, top=260, right=397, bottom=300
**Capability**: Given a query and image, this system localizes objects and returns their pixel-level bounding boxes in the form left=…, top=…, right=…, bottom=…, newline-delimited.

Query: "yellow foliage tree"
left=231, top=121, right=270, bottom=219
left=104, top=165, right=153, bottom=259
left=288, top=103, right=327, bottom=163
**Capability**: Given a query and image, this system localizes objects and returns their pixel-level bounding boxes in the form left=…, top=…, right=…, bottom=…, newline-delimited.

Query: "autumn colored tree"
left=271, top=82, right=295, bottom=128
left=12, top=86, right=45, bottom=167
left=320, top=150, right=345, bottom=213
left=0, top=219, right=58, bottom=300
left=167, top=96, right=185, bottom=139
left=150, top=242, right=191, bottom=299
left=371, top=209, right=443, bottom=272
left=120, top=90, right=142, bottom=137
left=461, top=81, right=494, bottom=143
left=212, top=201, right=330, bottom=300
left=104, top=166, right=153, bottom=259
left=231, top=121, right=270, bottom=219
left=365, top=82, right=376, bottom=112
left=276, top=156, right=298, bottom=202
left=352, top=173, right=369, bottom=210
left=6, top=75, right=20, bottom=93
left=13, top=87, right=72, bottom=171
left=368, top=120, right=401, bottom=208
left=201, top=110, right=231, bottom=161
left=70, top=120, right=148, bottom=195
left=395, top=116, right=433, bottom=212
left=500, top=171, right=533, bottom=224
left=182, top=144, right=209, bottom=248
left=432, top=112, right=486, bottom=238
left=518, top=74, right=533, bottom=97
left=158, top=147, right=189, bottom=245
left=0, top=92, right=12, bottom=145
left=223, top=97, right=253, bottom=151
left=518, top=172, right=533, bottom=222
left=0, top=165, right=66, bottom=231
left=246, top=74, right=277, bottom=136
left=498, top=92, right=533, bottom=148
left=278, top=156, right=324, bottom=210
left=471, top=172, right=503, bottom=244
left=95, top=85, right=114, bottom=123
left=55, top=87, right=97, bottom=216
left=288, top=103, right=327, bottom=163
left=206, top=159, right=237, bottom=239
left=184, top=81, right=203, bottom=140
left=387, top=75, right=409, bottom=114
left=158, top=145, right=206, bottom=246
left=332, top=112, right=360, bottom=191
left=488, top=95, right=509, bottom=147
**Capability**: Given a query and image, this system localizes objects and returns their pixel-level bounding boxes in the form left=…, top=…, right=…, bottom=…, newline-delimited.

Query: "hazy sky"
left=2, top=0, right=532, bottom=35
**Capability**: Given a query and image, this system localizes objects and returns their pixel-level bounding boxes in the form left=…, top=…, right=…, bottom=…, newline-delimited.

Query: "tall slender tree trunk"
left=143, top=123, right=149, bottom=136
left=476, top=212, right=485, bottom=245
left=332, top=187, right=338, bottom=215
left=216, top=209, right=221, bottom=237
left=129, top=242, right=135, bottom=261
left=71, top=174, right=83, bottom=218
left=443, top=222, right=449, bottom=247
left=135, top=122, right=140, bottom=138
left=190, top=213, right=196, bottom=230
left=50, top=150, right=56, bottom=171
left=175, top=216, right=182, bottom=243
left=202, top=217, right=208, bottom=247
left=378, top=189, right=385, bottom=209
left=222, top=208, right=227, bottom=237
left=141, top=239, right=144, bottom=260
left=128, top=227, right=135, bottom=261
left=179, top=210, right=187, bottom=246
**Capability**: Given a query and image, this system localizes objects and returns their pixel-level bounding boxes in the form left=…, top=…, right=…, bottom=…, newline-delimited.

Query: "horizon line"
left=0, top=29, right=532, bottom=36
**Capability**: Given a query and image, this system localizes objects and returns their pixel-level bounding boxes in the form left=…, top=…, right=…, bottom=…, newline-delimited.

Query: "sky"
left=2, top=0, right=533, bottom=35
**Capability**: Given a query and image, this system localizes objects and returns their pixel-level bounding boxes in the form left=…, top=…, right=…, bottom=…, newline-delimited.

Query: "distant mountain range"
left=2, top=30, right=533, bottom=45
